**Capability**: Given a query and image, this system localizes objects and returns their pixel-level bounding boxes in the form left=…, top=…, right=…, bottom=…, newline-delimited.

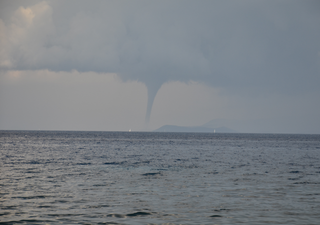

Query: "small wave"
left=13, top=195, right=52, bottom=200
left=97, top=222, right=123, bottom=224
left=25, top=170, right=41, bottom=174
left=142, top=172, right=162, bottom=176
left=87, top=204, right=110, bottom=208
left=106, top=214, right=126, bottom=218
left=289, top=171, right=301, bottom=173
left=213, top=208, right=230, bottom=212
left=288, top=178, right=300, bottom=180
left=76, top=162, right=91, bottom=165
left=106, top=212, right=152, bottom=218
left=27, top=160, right=41, bottom=164
left=104, top=161, right=127, bottom=165
left=47, top=213, right=84, bottom=217
left=126, top=212, right=152, bottom=217
left=293, top=181, right=320, bottom=184
left=0, top=219, right=54, bottom=224
left=37, top=205, right=54, bottom=208
left=133, top=160, right=151, bottom=164
left=1, top=206, right=16, bottom=210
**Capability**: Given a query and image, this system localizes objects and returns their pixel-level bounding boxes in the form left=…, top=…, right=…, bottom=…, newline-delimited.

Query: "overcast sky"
left=1, top=0, right=320, bottom=133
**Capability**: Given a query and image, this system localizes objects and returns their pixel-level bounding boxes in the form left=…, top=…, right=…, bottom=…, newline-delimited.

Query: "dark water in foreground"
left=1, top=131, right=320, bottom=225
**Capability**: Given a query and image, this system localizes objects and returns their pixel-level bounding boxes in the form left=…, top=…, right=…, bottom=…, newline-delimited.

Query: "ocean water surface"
left=1, top=131, right=320, bottom=224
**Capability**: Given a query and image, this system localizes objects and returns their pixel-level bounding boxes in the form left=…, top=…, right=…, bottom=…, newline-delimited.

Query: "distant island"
left=153, top=125, right=236, bottom=133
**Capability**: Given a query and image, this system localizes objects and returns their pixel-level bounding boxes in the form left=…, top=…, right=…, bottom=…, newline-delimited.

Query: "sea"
left=1, top=131, right=320, bottom=225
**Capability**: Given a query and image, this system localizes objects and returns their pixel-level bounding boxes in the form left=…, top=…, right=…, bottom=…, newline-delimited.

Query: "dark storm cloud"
left=1, top=0, right=320, bottom=122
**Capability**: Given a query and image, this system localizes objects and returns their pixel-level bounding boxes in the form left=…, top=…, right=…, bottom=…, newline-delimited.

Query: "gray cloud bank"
left=1, top=0, right=320, bottom=123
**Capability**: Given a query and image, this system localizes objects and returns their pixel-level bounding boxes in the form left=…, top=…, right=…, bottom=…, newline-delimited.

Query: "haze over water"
left=1, top=131, right=320, bottom=224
